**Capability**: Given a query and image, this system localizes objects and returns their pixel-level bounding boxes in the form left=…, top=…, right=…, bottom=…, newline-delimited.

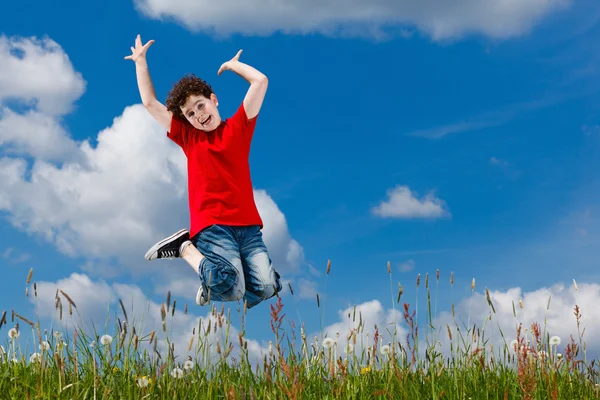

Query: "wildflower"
left=557, top=353, right=563, bottom=359
left=380, top=344, right=391, bottom=355
left=322, top=338, right=335, bottom=349
left=550, top=336, right=561, bottom=346
left=29, top=353, right=41, bottom=363
left=39, top=341, right=50, bottom=351
left=100, top=334, right=113, bottom=346
left=360, top=366, right=371, bottom=374
left=509, top=340, right=519, bottom=351
left=183, top=360, right=194, bottom=370
left=8, top=328, right=19, bottom=339
left=137, top=376, right=149, bottom=388
left=171, top=368, right=184, bottom=379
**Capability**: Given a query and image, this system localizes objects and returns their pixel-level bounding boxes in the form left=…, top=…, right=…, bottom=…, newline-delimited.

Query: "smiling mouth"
left=201, top=115, right=211, bottom=125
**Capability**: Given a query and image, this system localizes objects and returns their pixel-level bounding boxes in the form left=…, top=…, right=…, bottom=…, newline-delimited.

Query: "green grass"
left=0, top=268, right=598, bottom=399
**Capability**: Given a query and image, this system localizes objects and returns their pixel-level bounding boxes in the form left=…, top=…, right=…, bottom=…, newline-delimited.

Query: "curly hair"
left=166, top=74, right=214, bottom=120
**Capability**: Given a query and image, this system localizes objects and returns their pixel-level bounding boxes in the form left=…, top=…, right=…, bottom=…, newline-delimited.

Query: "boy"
left=125, top=34, right=282, bottom=309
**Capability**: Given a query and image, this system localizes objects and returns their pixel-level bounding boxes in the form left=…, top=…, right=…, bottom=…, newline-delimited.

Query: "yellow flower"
left=360, top=366, right=371, bottom=375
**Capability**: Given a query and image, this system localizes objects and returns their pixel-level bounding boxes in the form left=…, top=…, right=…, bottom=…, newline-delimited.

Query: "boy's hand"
left=217, top=50, right=243, bottom=75
left=124, top=34, right=155, bottom=63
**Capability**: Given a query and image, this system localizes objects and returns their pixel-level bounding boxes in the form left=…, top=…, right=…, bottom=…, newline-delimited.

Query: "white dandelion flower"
left=183, top=360, right=194, bottom=370
left=380, top=344, right=391, bottom=355
left=509, top=340, right=519, bottom=351
left=344, top=343, right=354, bottom=354
left=322, top=338, right=335, bottom=349
left=100, top=335, right=113, bottom=346
left=170, top=368, right=184, bottom=379
left=39, top=341, right=50, bottom=351
left=557, top=353, right=563, bottom=359
left=550, top=336, right=561, bottom=346
left=8, top=328, right=19, bottom=339
left=137, top=376, right=149, bottom=388
left=29, top=353, right=41, bottom=363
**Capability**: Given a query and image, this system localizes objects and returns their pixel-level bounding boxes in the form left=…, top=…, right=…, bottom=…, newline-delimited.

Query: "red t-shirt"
left=167, top=102, right=263, bottom=238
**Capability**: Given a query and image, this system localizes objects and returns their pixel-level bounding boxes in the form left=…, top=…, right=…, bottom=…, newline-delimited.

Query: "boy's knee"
left=201, top=259, right=244, bottom=300
left=255, top=269, right=282, bottom=300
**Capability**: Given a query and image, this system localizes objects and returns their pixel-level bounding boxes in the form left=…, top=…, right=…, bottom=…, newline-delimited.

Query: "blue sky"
left=1, top=0, right=599, bottom=359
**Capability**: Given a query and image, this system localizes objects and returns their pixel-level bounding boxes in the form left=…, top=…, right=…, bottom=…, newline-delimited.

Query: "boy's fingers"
left=131, top=46, right=135, bottom=53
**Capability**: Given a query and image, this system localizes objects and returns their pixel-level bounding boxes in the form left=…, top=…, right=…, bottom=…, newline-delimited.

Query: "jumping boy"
left=125, top=34, right=282, bottom=309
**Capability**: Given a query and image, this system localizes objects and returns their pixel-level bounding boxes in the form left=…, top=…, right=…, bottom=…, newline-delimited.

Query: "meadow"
left=1, top=264, right=598, bottom=399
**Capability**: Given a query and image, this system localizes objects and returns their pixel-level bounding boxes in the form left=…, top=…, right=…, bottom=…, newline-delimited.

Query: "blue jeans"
left=192, top=224, right=282, bottom=309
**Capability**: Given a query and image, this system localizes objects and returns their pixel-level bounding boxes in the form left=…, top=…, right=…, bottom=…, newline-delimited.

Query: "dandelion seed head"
left=380, top=344, right=391, bottom=355
left=29, top=353, right=41, bottom=363
left=100, top=334, right=113, bottom=346
left=322, top=338, right=335, bottom=349
left=509, top=340, right=519, bottom=351
left=170, top=367, right=184, bottom=379
left=8, top=328, right=19, bottom=339
left=550, top=336, right=561, bottom=346
left=39, top=341, right=50, bottom=351
left=184, top=360, right=194, bottom=370
left=344, top=343, right=354, bottom=354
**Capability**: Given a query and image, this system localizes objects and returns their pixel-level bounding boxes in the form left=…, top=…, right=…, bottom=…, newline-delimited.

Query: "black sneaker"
left=144, top=229, right=190, bottom=260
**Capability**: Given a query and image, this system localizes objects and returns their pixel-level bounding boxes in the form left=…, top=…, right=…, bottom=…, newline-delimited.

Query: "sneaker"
left=196, top=285, right=208, bottom=306
left=144, top=229, right=190, bottom=260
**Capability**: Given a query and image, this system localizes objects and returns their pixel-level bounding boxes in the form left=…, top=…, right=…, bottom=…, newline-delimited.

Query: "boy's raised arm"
left=125, top=35, right=172, bottom=132
left=218, top=50, right=268, bottom=120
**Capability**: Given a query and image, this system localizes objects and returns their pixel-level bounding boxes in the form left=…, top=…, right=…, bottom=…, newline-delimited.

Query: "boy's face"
left=181, top=93, right=222, bottom=132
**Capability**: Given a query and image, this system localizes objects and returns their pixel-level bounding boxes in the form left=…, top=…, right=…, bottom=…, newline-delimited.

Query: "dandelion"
left=171, top=368, right=184, bottom=379
left=29, top=353, right=41, bottom=363
left=137, top=376, right=149, bottom=388
left=322, top=338, right=335, bottom=349
left=360, top=366, right=371, bottom=374
left=550, top=336, right=561, bottom=346
left=380, top=344, right=391, bottom=355
left=8, top=328, right=19, bottom=339
left=100, top=334, right=113, bottom=346
left=90, top=341, right=96, bottom=348
left=39, top=341, right=50, bottom=351
left=184, top=360, right=194, bottom=370
left=509, top=340, right=519, bottom=351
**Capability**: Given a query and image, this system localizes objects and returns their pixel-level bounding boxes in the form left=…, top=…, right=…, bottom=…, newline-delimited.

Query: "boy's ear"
left=211, top=93, right=219, bottom=106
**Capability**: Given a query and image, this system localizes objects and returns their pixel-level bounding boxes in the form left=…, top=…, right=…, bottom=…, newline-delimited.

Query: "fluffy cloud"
left=133, top=0, right=569, bottom=40
left=0, top=35, right=306, bottom=298
left=0, top=35, right=85, bottom=116
left=372, top=185, right=449, bottom=219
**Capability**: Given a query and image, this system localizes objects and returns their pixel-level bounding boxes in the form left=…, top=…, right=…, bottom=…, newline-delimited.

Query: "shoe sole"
left=144, top=229, right=188, bottom=260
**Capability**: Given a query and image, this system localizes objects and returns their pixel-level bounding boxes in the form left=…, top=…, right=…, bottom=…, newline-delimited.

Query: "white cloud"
left=434, top=281, right=600, bottom=358
left=133, top=0, right=570, bottom=40
left=0, top=35, right=85, bottom=116
left=1, top=247, right=31, bottom=264
left=372, top=185, right=449, bottom=219
left=0, top=108, right=79, bottom=162
left=398, top=259, right=415, bottom=273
